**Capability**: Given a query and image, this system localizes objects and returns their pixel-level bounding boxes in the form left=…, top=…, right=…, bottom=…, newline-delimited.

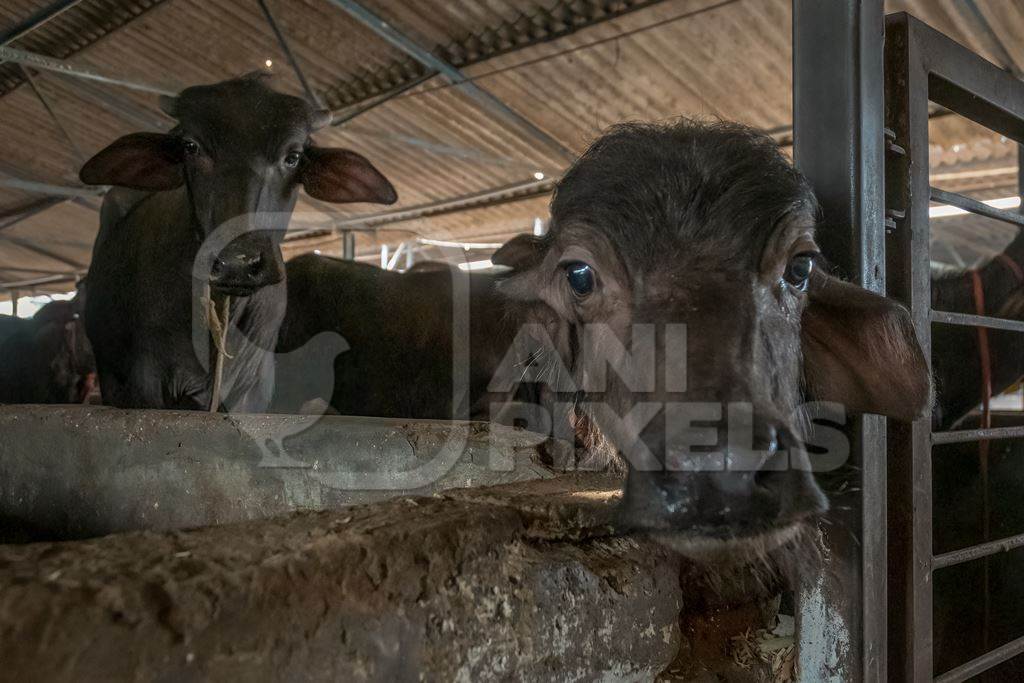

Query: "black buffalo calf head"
left=494, top=120, right=930, bottom=554
left=80, top=73, right=397, bottom=296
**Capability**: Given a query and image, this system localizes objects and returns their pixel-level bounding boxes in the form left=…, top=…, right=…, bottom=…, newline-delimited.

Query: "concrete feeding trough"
left=0, top=405, right=558, bottom=541
left=0, top=406, right=783, bottom=680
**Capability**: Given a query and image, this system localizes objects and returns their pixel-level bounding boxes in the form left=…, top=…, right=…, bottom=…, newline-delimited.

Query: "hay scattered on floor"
left=730, top=614, right=796, bottom=683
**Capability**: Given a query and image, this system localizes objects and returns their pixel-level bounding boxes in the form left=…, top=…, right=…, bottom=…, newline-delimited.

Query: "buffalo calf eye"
left=783, top=253, right=816, bottom=290
left=283, top=151, right=302, bottom=167
left=182, top=140, right=199, bottom=156
left=565, top=262, right=595, bottom=297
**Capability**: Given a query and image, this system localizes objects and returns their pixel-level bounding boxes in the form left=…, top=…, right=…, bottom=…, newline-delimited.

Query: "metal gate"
left=886, top=13, right=1024, bottom=682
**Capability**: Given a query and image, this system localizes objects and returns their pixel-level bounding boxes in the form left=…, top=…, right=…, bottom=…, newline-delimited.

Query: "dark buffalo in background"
left=0, top=295, right=95, bottom=405
left=274, top=256, right=517, bottom=421
left=0, top=314, right=24, bottom=346
left=928, top=227, right=1024, bottom=678
left=932, top=225, right=1024, bottom=429
left=78, top=73, right=396, bottom=412
left=280, top=119, right=930, bottom=554
left=275, top=254, right=614, bottom=470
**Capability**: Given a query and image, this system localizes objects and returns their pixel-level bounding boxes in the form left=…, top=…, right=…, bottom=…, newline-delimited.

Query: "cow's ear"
left=302, top=147, right=397, bottom=204
left=80, top=133, right=184, bottom=190
left=801, top=270, right=931, bottom=421
left=492, top=234, right=547, bottom=270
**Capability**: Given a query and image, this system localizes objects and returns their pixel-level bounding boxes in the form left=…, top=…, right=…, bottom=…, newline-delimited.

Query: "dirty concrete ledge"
left=0, top=405, right=556, bottom=541
left=0, top=474, right=686, bottom=682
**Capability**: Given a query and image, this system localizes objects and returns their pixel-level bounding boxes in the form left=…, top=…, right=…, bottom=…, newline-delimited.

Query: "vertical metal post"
left=9, top=289, right=19, bottom=317
left=884, top=16, right=933, bottom=681
left=793, top=1, right=887, bottom=681
left=340, top=230, right=356, bottom=260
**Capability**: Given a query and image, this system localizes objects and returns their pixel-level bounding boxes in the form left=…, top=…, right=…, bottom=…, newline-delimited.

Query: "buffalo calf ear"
left=801, top=272, right=931, bottom=421
left=492, top=234, right=547, bottom=270
left=79, top=133, right=184, bottom=191
left=302, top=148, right=397, bottom=205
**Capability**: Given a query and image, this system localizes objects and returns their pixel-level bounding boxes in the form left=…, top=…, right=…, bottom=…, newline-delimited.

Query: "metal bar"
left=9, top=289, right=18, bottom=316
left=793, top=2, right=886, bottom=681
left=908, top=15, right=1024, bottom=142
left=256, top=0, right=322, bottom=107
left=340, top=230, right=355, bottom=260
left=935, top=633, right=1024, bottom=683
left=55, top=73, right=171, bottom=131
left=324, top=0, right=574, bottom=164
left=0, top=197, right=65, bottom=232
left=343, top=126, right=537, bottom=168
left=932, top=424, right=1024, bottom=445
left=930, top=187, right=1024, bottom=228
left=287, top=177, right=556, bottom=242
left=0, top=235, right=85, bottom=269
left=0, top=265, right=68, bottom=276
left=385, top=241, right=405, bottom=270
left=332, top=178, right=555, bottom=227
left=0, top=0, right=84, bottom=47
left=0, top=174, right=103, bottom=198
left=933, top=531, right=1024, bottom=570
left=0, top=46, right=175, bottom=96
left=930, top=310, right=1024, bottom=332
left=330, top=72, right=433, bottom=126
left=956, top=0, right=1022, bottom=79
left=20, top=65, right=85, bottom=164
left=0, top=272, right=77, bottom=289
left=884, top=13, right=934, bottom=682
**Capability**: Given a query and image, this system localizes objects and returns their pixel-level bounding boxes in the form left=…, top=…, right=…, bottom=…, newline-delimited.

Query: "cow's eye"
left=565, top=262, right=595, bottom=297
left=783, top=252, right=816, bottom=291
left=283, top=151, right=302, bottom=167
left=182, top=139, right=199, bottom=156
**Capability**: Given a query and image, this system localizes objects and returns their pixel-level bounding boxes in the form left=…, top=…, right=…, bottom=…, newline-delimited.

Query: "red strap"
left=995, top=253, right=1024, bottom=284
left=971, top=270, right=992, bottom=460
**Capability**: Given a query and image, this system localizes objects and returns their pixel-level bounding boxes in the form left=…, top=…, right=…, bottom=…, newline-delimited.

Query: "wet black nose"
left=618, top=419, right=828, bottom=540
left=210, top=247, right=275, bottom=294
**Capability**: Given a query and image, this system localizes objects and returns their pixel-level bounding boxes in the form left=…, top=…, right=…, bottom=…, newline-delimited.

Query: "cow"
left=273, top=256, right=516, bottom=420
left=0, top=295, right=95, bottom=404
left=78, top=73, right=396, bottom=411
left=281, top=119, right=930, bottom=552
left=928, top=232, right=1024, bottom=678
left=931, top=226, right=1024, bottom=429
left=0, top=314, right=24, bottom=346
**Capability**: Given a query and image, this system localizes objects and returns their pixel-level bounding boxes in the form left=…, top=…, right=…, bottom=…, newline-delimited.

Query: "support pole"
left=0, top=46, right=174, bottom=96
left=340, top=230, right=355, bottom=260
left=10, top=289, right=19, bottom=317
left=793, top=1, right=887, bottom=681
left=256, top=0, right=322, bottom=107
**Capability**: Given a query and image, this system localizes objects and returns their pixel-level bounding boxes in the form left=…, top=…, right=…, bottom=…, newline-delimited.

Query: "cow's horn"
left=311, top=109, right=333, bottom=130
left=158, top=95, right=179, bottom=118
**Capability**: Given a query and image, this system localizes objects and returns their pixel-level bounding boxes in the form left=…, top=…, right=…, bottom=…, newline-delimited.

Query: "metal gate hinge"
left=884, top=128, right=906, bottom=156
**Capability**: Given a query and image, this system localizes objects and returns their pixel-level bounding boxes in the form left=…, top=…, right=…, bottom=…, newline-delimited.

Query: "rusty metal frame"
left=886, top=12, right=1024, bottom=681
left=793, top=2, right=887, bottom=680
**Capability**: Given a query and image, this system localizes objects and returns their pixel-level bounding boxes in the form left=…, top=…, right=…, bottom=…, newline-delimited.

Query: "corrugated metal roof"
left=1, top=0, right=1024, bottom=290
